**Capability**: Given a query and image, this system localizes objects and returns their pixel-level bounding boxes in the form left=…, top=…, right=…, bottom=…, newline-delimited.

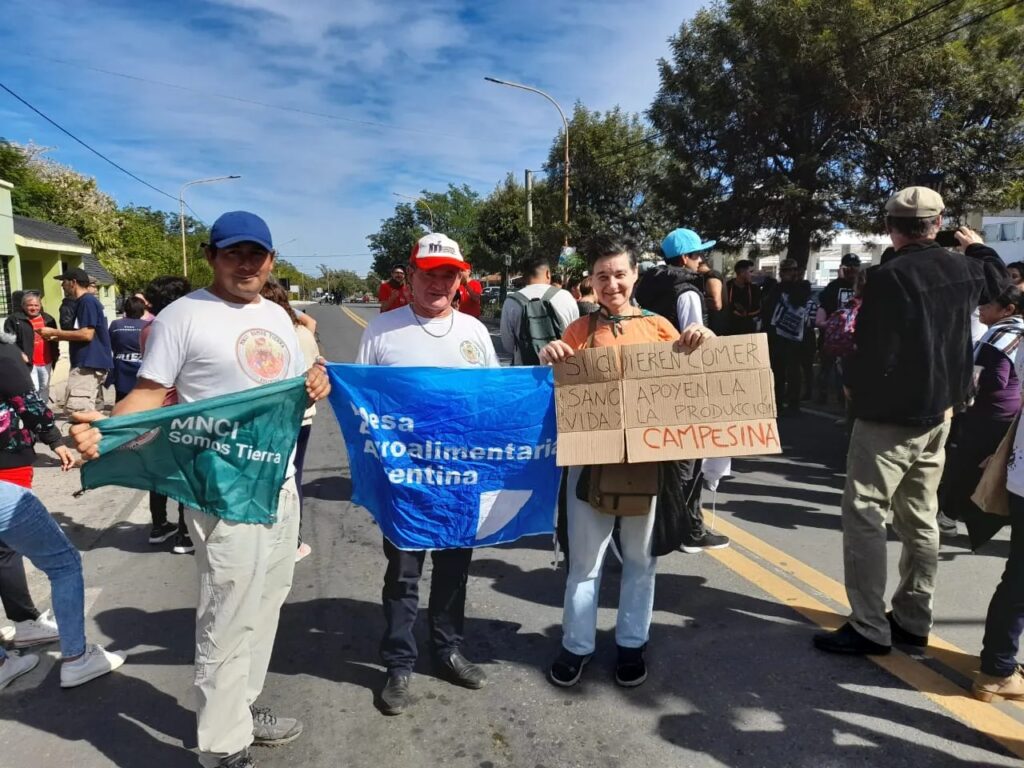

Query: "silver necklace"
left=411, top=308, right=455, bottom=338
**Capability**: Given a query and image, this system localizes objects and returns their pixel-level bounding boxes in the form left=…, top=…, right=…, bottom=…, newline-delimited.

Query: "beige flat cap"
left=885, top=186, right=945, bottom=218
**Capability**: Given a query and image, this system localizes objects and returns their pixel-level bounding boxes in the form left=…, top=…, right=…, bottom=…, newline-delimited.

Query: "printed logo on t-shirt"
left=459, top=340, right=485, bottom=366
left=236, top=328, right=291, bottom=384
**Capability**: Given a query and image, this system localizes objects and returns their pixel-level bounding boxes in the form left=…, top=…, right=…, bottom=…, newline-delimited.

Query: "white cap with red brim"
left=410, top=233, right=471, bottom=271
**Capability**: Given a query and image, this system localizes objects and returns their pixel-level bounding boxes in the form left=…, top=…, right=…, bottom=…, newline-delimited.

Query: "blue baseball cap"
left=210, top=211, right=273, bottom=251
left=661, top=228, right=716, bottom=259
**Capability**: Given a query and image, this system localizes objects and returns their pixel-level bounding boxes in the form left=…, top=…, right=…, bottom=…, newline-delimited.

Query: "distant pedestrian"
left=762, top=259, right=814, bottom=414
left=500, top=256, right=579, bottom=366
left=457, top=275, right=483, bottom=318
left=814, top=187, right=1007, bottom=657
left=356, top=232, right=497, bottom=717
left=378, top=265, right=410, bottom=312
left=1008, top=261, right=1024, bottom=288
left=575, top=276, right=599, bottom=316
left=38, top=267, right=112, bottom=418
left=816, top=254, right=862, bottom=404
left=3, top=291, right=58, bottom=403
left=108, top=296, right=149, bottom=402
left=724, top=259, right=762, bottom=335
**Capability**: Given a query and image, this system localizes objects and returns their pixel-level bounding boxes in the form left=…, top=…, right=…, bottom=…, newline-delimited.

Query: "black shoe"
left=436, top=650, right=487, bottom=689
left=615, top=645, right=648, bottom=688
left=813, top=622, right=891, bottom=656
left=172, top=531, right=194, bottom=555
left=250, top=704, right=303, bottom=746
left=549, top=648, right=591, bottom=688
left=218, top=749, right=256, bottom=767
left=888, top=611, right=928, bottom=648
left=148, top=521, right=177, bottom=544
left=679, top=531, right=730, bottom=554
left=380, top=671, right=412, bottom=715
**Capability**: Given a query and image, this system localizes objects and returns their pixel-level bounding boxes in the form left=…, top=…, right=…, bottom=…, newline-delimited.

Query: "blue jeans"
left=0, top=481, right=85, bottom=659
left=562, top=466, right=657, bottom=655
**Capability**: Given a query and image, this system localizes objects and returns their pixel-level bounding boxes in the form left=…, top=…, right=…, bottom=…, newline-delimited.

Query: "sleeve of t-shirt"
left=355, top=326, right=377, bottom=365
left=553, top=290, right=580, bottom=330
left=657, top=316, right=681, bottom=341
left=76, top=296, right=102, bottom=329
left=481, top=326, right=500, bottom=368
left=377, top=284, right=390, bottom=303
left=288, top=326, right=305, bottom=378
left=676, top=292, right=703, bottom=329
left=136, top=315, right=187, bottom=388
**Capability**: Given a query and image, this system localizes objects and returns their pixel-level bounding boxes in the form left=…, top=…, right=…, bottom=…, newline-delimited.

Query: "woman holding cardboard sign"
left=539, top=235, right=713, bottom=688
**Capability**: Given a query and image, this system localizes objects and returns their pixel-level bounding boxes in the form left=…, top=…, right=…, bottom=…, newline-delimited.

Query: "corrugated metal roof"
left=12, top=214, right=86, bottom=247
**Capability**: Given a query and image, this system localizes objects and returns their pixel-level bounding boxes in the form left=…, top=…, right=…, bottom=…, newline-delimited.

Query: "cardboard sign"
left=553, top=334, right=780, bottom=465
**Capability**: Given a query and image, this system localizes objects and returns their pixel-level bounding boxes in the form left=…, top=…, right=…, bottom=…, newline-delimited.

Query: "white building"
left=980, top=207, right=1024, bottom=264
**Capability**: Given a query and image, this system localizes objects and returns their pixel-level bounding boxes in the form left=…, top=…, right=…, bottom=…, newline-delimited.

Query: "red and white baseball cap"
left=410, top=233, right=471, bottom=271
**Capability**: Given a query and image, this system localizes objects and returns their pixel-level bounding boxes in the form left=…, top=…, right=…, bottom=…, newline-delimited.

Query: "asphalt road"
left=0, top=302, right=1020, bottom=768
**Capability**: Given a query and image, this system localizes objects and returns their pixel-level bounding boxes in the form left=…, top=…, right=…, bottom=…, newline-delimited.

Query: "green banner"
left=81, top=376, right=308, bottom=524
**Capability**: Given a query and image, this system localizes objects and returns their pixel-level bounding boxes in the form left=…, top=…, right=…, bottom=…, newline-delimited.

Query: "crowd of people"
left=0, top=187, right=1023, bottom=765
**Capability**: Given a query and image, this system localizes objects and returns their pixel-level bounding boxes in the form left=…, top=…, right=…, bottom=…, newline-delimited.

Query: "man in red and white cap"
left=355, top=233, right=497, bottom=716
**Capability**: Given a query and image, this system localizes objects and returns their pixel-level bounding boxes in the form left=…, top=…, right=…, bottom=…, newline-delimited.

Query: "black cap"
left=841, top=253, right=862, bottom=268
left=54, top=267, right=90, bottom=285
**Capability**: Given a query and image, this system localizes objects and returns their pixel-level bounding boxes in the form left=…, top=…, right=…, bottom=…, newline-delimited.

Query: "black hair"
left=885, top=215, right=940, bottom=240
left=144, top=275, right=192, bottom=315
left=519, top=255, right=553, bottom=279
left=583, top=234, right=637, bottom=271
left=122, top=296, right=147, bottom=319
left=1007, top=261, right=1024, bottom=276
left=734, top=259, right=754, bottom=273
left=993, top=284, right=1024, bottom=316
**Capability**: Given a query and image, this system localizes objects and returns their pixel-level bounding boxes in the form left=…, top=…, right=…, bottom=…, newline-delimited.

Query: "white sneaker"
left=12, top=609, right=60, bottom=649
left=0, top=652, right=40, bottom=690
left=60, top=644, right=126, bottom=688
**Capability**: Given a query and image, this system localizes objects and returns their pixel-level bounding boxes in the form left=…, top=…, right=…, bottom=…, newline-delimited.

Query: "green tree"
left=476, top=173, right=532, bottom=274
left=367, top=203, right=425, bottom=278
left=649, top=0, right=1024, bottom=267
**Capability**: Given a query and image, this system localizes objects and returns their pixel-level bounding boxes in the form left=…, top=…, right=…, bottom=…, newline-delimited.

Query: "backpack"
left=822, top=298, right=861, bottom=358
left=508, top=286, right=566, bottom=365
left=633, top=264, right=706, bottom=329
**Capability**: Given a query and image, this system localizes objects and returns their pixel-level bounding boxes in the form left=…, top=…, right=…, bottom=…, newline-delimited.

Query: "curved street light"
left=392, top=192, right=435, bottom=231
left=485, top=76, right=570, bottom=245
left=179, top=175, right=242, bottom=277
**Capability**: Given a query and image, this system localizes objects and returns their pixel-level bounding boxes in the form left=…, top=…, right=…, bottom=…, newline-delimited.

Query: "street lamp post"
left=179, top=175, right=241, bottom=277
left=485, top=76, right=570, bottom=245
left=392, top=192, right=435, bottom=230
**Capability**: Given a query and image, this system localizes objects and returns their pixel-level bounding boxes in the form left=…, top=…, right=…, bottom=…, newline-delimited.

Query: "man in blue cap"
left=633, top=228, right=729, bottom=554
left=71, top=211, right=331, bottom=768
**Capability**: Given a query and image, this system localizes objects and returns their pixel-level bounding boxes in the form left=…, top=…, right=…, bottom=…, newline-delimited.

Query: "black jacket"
left=848, top=241, right=1007, bottom=427
left=3, top=311, right=59, bottom=365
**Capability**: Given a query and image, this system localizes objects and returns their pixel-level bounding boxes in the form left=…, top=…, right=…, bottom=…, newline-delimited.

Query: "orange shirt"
left=561, top=312, right=679, bottom=350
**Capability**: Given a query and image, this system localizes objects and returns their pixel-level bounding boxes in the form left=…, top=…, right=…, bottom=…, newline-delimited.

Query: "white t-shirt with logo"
left=139, top=289, right=305, bottom=402
left=356, top=305, right=499, bottom=369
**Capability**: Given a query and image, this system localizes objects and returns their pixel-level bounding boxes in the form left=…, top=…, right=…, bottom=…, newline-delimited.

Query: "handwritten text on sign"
left=553, top=334, right=780, bottom=465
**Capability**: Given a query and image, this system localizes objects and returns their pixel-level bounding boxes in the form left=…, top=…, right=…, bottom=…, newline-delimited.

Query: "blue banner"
left=326, top=364, right=559, bottom=550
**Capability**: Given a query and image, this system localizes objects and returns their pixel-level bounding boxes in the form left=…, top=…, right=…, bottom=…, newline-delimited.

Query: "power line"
left=0, top=79, right=178, bottom=202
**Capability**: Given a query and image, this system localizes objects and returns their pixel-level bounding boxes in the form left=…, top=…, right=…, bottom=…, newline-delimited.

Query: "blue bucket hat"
left=661, top=228, right=716, bottom=259
left=210, top=211, right=273, bottom=251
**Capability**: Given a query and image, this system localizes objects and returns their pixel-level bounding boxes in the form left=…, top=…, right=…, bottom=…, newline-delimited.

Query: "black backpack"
left=508, top=286, right=566, bottom=365
left=633, top=264, right=706, bottom=329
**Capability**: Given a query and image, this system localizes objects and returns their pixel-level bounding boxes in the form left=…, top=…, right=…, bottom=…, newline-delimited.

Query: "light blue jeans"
left=0, top=481, right=85, bottom=659
left=561, top=466, right=657, bottom=655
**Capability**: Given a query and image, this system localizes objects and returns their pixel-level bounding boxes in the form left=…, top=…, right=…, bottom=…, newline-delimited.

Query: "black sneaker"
left=148, top=521, right=177, bottom=544
left=435, top=650, right=487, bottom=689
left=218, top=748, right=256, bottom=767
left=250, top=704, right=302, bottom=747
left=172, top=531, right=194, bottom=555
left=615, top=645, right=648, bottom=688
left=679, top=531, right=730, bottom=554
left=380, top=670, right=412, bottom=716
left=887, top=611, right=929, bottom=648
left=549, top=648, right=591, bottom=688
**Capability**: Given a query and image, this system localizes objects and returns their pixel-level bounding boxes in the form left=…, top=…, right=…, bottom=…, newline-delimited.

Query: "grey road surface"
left=0, top=302, right=1019, bottom=768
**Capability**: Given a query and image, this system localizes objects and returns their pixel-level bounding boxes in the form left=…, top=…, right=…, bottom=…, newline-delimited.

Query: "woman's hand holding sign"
left=539, top=340, right=577, bottom=365
left=674, top=323, right=715, bottom=354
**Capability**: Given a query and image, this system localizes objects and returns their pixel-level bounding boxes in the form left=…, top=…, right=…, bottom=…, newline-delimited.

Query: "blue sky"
left=1, top=0, right=701, bottom=275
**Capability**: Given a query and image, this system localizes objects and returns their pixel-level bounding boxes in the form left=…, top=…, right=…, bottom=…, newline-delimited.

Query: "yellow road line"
left=711, top=515, right=993, bottom=689
left=342, top=306, right=369, bottom=328
left=708, top=526, right=1024, bottom=758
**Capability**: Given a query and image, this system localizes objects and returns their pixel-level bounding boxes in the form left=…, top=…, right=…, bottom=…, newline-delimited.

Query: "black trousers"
left=0, top=541, right=39, bottom=622
left=981, top=493, right=1024, bottom=676
left=149, top=492, right=186, bottom=531
left=380, top=538, right=473, bottom=672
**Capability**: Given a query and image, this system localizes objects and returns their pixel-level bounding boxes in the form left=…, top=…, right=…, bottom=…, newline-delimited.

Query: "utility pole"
left=525, top=169, right=534, bottom=252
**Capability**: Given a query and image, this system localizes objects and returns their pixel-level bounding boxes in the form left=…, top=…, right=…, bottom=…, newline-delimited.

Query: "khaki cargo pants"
left=186, top=478, right=299, bottom=767
left=842, top=418, right=950, bottom=645
left=62, top=366, right=107, bottom=415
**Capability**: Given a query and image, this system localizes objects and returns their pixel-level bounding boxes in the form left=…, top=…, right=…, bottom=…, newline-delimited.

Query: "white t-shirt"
left=356, top=305, right=499, bottom=368
left=500, top=284, right=580, bottom=364
left=676, top=291, right=704, bottom=330
left=139, top=289, right=305, bottom=401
